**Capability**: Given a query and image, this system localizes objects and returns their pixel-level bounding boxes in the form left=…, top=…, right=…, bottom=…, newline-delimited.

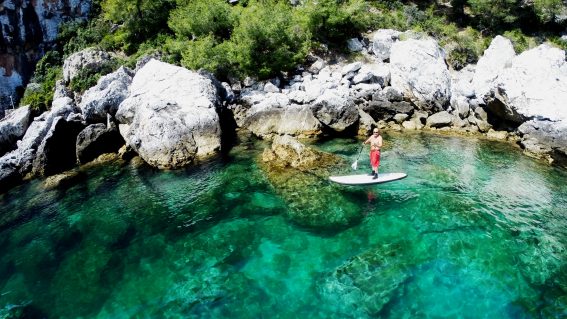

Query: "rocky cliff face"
left=0, top=0, right=91, bottom=118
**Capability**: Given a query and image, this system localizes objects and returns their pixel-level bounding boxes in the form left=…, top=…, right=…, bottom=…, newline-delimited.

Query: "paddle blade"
left=351, top=160, right=358, bottom=170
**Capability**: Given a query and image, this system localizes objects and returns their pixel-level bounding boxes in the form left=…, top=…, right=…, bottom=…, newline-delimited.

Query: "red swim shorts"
left=370, top=150, right=380, bottom=168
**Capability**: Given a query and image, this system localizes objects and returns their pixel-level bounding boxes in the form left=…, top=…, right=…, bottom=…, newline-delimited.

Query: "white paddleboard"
left=329, top=173, right=407, bottom=185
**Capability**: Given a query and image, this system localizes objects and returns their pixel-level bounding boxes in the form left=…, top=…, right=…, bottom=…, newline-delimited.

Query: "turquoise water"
left=1, top=132, right=567, bottom=318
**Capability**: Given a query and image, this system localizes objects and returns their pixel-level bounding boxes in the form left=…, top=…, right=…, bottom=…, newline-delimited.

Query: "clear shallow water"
left=1, top=132, right=567, bottom=318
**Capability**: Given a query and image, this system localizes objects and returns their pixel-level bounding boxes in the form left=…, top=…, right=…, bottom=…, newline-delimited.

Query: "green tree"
left=169, top=0, right=234, bottom=40
left=101, top=0, right=174, bottom=53
left=533, top=0, right=564, bottom=23
left=467, top=0, right=519, bottom=31
left=229, top=0, right=311, bottom=78
left=301, top=0, right=375, bottom=43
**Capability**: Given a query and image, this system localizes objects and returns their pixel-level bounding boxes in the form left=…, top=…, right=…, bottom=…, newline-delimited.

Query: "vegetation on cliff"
left=21, top=0, right=567, bottom=109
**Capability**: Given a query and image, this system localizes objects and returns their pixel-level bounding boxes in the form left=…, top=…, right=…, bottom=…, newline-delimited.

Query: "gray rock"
left=243, top=76, right=256, bottom=87
left=63, top=48, right=113, bottom=83
left=375, top=86, right=404, bottom=102
left=452, top=96, right=470, bottom=119
left=221, top=82, right=236, bottom=103
left=52, top=97, right=75, bottom=111
left=0, top=104, right=77, bottom=189
left=243, top=102, right=322, bottom=139
left=32, top=117, right=85, bottom=177
left=352, top=63, right=390, bottom=87
left=0, top=106, right=32, bottom=156
left=341, top=62, right=362, bottom=75
left=310, top=89, right=358, bottom=132
left=426, top=111, right=453, bottom=128
left=485, top=44, right=567, bottom=125
left=264, top=82, right=280, bottom=93
left=351, top=83, right=382, bottom=102
left=364, top=98, right=413, bottom=121
left=469, top=110, right=492, bottom=133
left=390, top=38, right=451, bottom=111
left=472, top=36, right=516, bottom=100
left=76, top=123, right=124, bottom=164
left=518, top=120, right=567, bottom=167
left=79, top=66, right=133, bottom=123
left=357, top=108, right=377, bottom=136
left=347, top=38, right=364, bottom=52
left=308, top=59, right=326, bottom=74
left=53, top=80, right=72, bottom=100
left=116, top=59, right=222, bottom=169
left=393, top=113, right=409, bottom=124
left=450, top=65, right=475, bottom=99
left=370, top=29, right=401, bottom=61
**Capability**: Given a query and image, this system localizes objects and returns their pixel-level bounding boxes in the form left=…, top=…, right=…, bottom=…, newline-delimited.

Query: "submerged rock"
left=262, top=135, right=341, bottom=170
left=116, top=59, right=222, bottom=169
left=42, top=169, right=85, bottom=190
left=319, top=241, right=420, bottom=317
left=260, top=136, right=363, bottom=230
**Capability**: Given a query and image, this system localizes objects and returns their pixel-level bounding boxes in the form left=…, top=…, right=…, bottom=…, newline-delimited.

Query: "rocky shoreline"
left=1, top=30, right=566, bottom=192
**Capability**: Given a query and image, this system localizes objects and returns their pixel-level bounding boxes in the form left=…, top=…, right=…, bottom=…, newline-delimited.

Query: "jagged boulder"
left=116, top=59, right=222, bottom=169
left=0, top=106, right=31, bottom=156
left=63, top=48, right=113, bottom=83
left=310, top=88, right=359, bottom=132
left=390, top=38, right=451, bottom=111
left=31, top=117, right=85, bottom=176
left=518, top=120, right=567, bottom=167
left=426, top=111, right=453, bottom=128
left=485, top=44, right=567, bottom=124
left=370, top=29, right=401, bottom=61
left=79, top=66, right=133, bottom=123
left=76, top=122, right=124, bottom=164
left=472, top=36, right=516, bottom=100
left=0, top=104, right=77, bottom=189
left=243, top=105, right=322, bottom=139
left=237, top=92, right=322, bottom=138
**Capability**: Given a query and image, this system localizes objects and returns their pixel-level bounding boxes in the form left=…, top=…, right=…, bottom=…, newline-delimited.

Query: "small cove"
left=1, top=132, right=567, bottom=318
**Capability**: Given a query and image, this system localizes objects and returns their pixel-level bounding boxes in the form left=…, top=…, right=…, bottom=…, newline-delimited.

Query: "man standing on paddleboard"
left=363, top=128, right=382, bottom=179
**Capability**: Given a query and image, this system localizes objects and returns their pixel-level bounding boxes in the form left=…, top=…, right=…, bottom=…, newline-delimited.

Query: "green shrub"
left=58, top=18, right=111, bottom=56
left=503, top=29, right=538, bottom=53
left=445, top=27, right=487, bottom=70
left=69, top=59, right=120, bottom=93
left=533, top=0, right=564, bottom=23
left=20, top=66, right=62, bottom=111
left=179, top=35, right=233, bottom=76
left=101, top=0, right=174, bottom=53
left=168, top=0, right=234, bottom=40
left=229, top=0, right=311, bottom=78
left=300, top=0, right=376, bottom=43
left=549, top=36, right=567, bottom=51
left=466, top=0, right=519, bottom=31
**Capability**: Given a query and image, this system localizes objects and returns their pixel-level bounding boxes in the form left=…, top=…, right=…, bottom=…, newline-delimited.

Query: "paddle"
left=351, top=144, right=364, bottom=170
